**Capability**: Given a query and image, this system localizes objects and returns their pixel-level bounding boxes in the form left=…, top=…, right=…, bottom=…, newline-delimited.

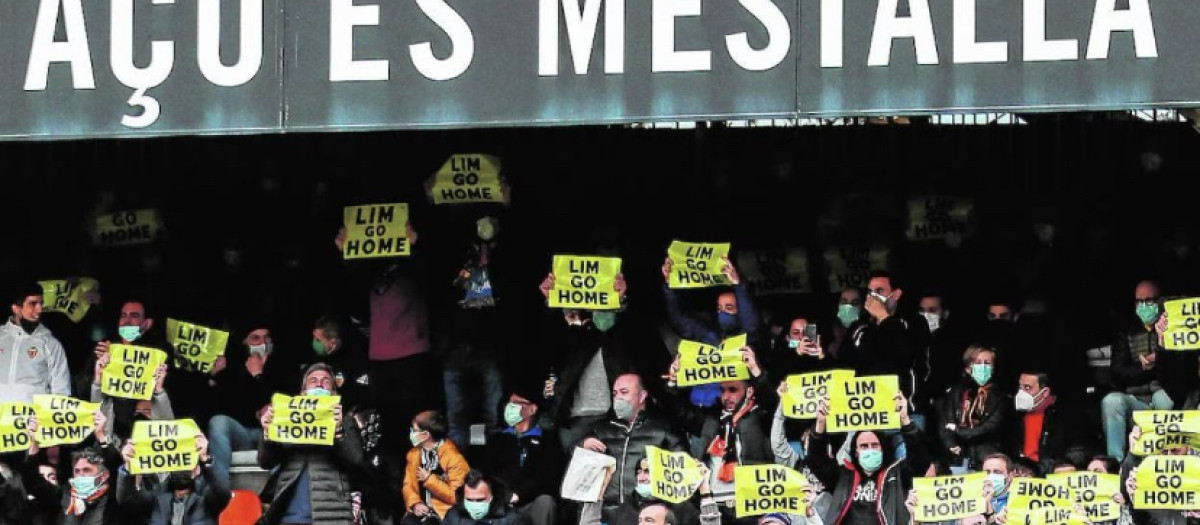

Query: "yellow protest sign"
left=130, top=419, right=202, bottom=475
left=546, top=255, right=622, bottom=310
left=906, top=196, right=972, bottom=243
left=646, top=446, right=703, bottom=504
left=1132, top=411, right=1200, bottom=456
left=343, top=203, right=410, bottom=259
left=826, top=375, right=900, bottom=433
left=734, top=465, right=807, bottom=518
left=1133, top=432, right=1200, bottom=456
left=94, top=209, right=160, bottom=247
left=736, top=248, right=811, bottom=295
left=824, top=246, right=890, bottom=292
left=166, top=319, right=229, bottom=374
left=0, top=402, right=34, bottom=453
left=1133, top=456, right=1200, bottom=510
left=912, top=473, right=988, bottom=522
left=101, top=345, right=167, bottom=401
left=781, top=370, right=854, bottom=420
left=431, top=154, right=504, bottom=205
left=39, top=277, right=100, bottom=323
left=267, top=394, right=340, bottom=446
left=32, top=395, right=98, bottom=447
left=667, top=241, right=731, bottom=289
left=1163, top=298, right=1200, bottom=350
left=1008, top=478, right=1075, bottom=525
left=675, top=335, right=750, bottom=387
left=1047, top=472, right=1121, bottom=522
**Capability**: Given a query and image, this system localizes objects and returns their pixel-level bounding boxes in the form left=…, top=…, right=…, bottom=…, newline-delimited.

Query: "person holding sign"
left=115, top=428, right=232, bottom=525
left=0, top=283, right=70, bottom=401
left=1119, top=424, right=1200, bottom=525
left=807, top=389, right=930, bottom=525
left=939, top=346, right=1007, bottom=472
left=89, top=350, right=173, bottom=448
left=838, top=271, right=930, bottom=414
left=1151, top=305, right=1200, bottom=412
left=258, top=363, right=368, bottom=525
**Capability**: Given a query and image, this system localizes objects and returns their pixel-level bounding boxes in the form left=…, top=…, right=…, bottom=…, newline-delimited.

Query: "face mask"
left=410, top=429, right=427, bottom=447
left=17, top=318, right=39, bottom=335
left=787, top=338, right=801, bottom=349
left=476, top=217, right=497, bottom=241
left=167, top=472, right=195, bottom=491
left=70, top=476, right=101, bottom=498
left=920, top=312, right=941, bottom=333
left=987, top=474, right=1007, bottom=495
left=613, top=398, right=635, bottom=420
left=592, top=311, right=617, bottom=332
left=503, top=403, right=524, bottom=427
left=464, top=499, right=491, bottom=520
left=717, top=311, right=739, bottom=332
left=249, top=343, right=271, bottom=358
left=1014, top=390, right=1039, bottom=412
left=858, top=449, right=884, bottom=473
left=304, top=388, right=331, bottom=397
left=312, top=339, right=328, bottom=356
left=635, top=482, right=652, bottom=498
left=837, top=305, right=861, bottom=328
left=970, top=364, right=993, bottom=386
left=118, top=325, right=141, bottom=342
left=1136, top=302, right=1160, bottom=325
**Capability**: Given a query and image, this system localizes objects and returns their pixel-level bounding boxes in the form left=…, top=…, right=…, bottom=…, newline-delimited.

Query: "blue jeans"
left=1102, top=391, right=1173, bottom=458
left=443, top=359, right=504, bottom=447
left=207, top=415, right=263, bottom=484
left=885, top=413, right=925, bottom=461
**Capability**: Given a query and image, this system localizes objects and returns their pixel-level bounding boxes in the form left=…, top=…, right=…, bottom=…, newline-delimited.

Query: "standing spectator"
left=402, top=410, right=470, bottom=525
left=257, top=363, right=369, bottom=525
left=441, top=470, right=531, bottom=525
left=115, top=431, right=231, bottom=525
left=829, top=288, right=865, bottom=361
left=939, top=345, right=1006, bottom=472
left=308, top=315, right=371, bottom=411
left=1102, top=280, right=1173, bottom=459
left=483, top=388, right=562, bottom=525
left=918, top=292, right=970, bottom=412
left=0, top=284, right=70, bottom=402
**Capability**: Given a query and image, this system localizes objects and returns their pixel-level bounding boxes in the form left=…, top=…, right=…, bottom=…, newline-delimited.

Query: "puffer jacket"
left=586, top=409, right=686, bottom=508
left=402, top=439, right=470, bottom=519
left=0, top=322, right=71, bottom=401
left=808, top=422, right=930, bottom=525
left=258, top=416, right=368, bottom=525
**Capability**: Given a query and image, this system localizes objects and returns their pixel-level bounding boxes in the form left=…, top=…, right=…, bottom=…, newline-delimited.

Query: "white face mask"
left=1015, top=389, right=1042, bottom=412
left=920, top=312, right=941, bottom=332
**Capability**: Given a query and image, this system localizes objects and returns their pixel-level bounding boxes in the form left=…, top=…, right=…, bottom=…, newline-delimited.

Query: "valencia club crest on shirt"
left=26, top=347, right=38, bottom=359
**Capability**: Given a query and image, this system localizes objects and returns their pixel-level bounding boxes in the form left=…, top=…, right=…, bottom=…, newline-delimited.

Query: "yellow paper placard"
left=267, top=394, right=340, bottom=446
left=130, top=419, right=202, bottom=475
left=166, top=319, right=229, bottom=374
left=0, top=402, right=34, bottom=453
left=906, top=196, right=972, bottom=243
left=826, top=375, right=901, bottom=433
left=1133, top=432, right=1200, bottom=456
left=1163, top=298, right=1200, bottom=350
left=94, top=209, right=160, bottom=247
left=913, top=473, right=988, bottom=522
left=342, top=203, right=410, bottom=259
left=675, top=337, right=750, bottom=387
left=823, top=246, right=890, bottom=292
left=736, top=248, right=811, bottom=295
left=1134, top=411, right=1200, bottom=436
left=1047, top=472, right=1120, bottom=522
left=1133, top=456, right=1200, bottom=510
left=32, top=395, right=98, bottom=447
left=782, top=370, right=855, bottom=420
left=431, top=154, right=504, bottom=205
left=734, top=465, right=807, bottom=518
left=39, top=277, right=100, bottom=323
left=667, top=241, right=731, bottom=289
left=101, top=345, right=167, bottom=401
left=1008, top=478, right=1075, bottom=525
left=546, top=255, right=622, bottom=310
left=646, top=446, right=703, bottom=504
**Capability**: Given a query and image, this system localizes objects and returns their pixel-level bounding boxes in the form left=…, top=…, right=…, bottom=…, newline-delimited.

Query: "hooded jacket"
left=807, top=422, right=930, bottom=525
left=0, top=322, right=70, bottom=401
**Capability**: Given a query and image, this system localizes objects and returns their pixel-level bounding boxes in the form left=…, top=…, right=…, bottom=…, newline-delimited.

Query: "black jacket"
left=258, top=417, right=370, bottom=525
left=1009, top=400, right=1078, bottom=474
left=808, top=422, right=931, bottom=525
left=938, top=379, right=1007, bottom=468
left=115, top=462, right=232, bottom=525
left=1110, top=322, right=1163, bottom=396
left=211, top=347, right=290, bottom=428
left=441, top=477, right=531, bottom=525
left=483, top=426, right=564, bottom=503
left=839, top=315, right=931, bottom=403
left=586, top=410, right=686, bottom=508
left=663, top=373, right=778, bottom=466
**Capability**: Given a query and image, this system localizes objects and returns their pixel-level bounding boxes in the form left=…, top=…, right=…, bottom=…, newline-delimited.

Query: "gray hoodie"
left=0, top=321, right=70, bottom=402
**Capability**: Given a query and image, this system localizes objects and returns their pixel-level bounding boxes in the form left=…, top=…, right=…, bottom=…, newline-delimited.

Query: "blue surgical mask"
left=70, top=476, right=101, bottom=498
left=592, top=311, right=617, bottom=332
left=988, top=473, right=1007, bottom=495
left=635, top=482, right=652, bottom=498
left=304, top=388, right=331, bottom=397
left=970, top=364, right=993, bottom=386
left=1136, top=302, right=1160, bottom=325
left=787, top=338, right=801, bottom=349
left=464, top=499, right=491, bottom=520
left=613, top=398, right=635, bottom=420
left=503, top=403, right=524, bottom=427
left=118, top=325, right=141, bottom=342
left=717, top=311, right=739, bottom=332
left=858, top=449, right=883, bottom=473
left=837, top=304, right=861, bottom=328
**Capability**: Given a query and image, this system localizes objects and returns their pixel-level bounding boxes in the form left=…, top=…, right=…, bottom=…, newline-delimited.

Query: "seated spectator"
left=258, top=363, right=368, bottom=525
left=115, top=431, right=231, bottom=525
left=483, top=388, right=562, bottom=525
left=939, top=345, right=1006, bottom=472
left=402, top=410, right=469, bottom=524
left=1010, top=371, right=1076, bottom=474
left=1102, top=280, right=1173, bottom=459
left=441, top=469, right=530, bottom=525
left=208, top=326, right=282, bottom=486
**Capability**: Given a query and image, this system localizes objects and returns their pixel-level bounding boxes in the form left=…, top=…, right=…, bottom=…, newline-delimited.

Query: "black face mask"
left=17, top=318, right=38, bottom=335
left=167, top=473, right=195, bottom=492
